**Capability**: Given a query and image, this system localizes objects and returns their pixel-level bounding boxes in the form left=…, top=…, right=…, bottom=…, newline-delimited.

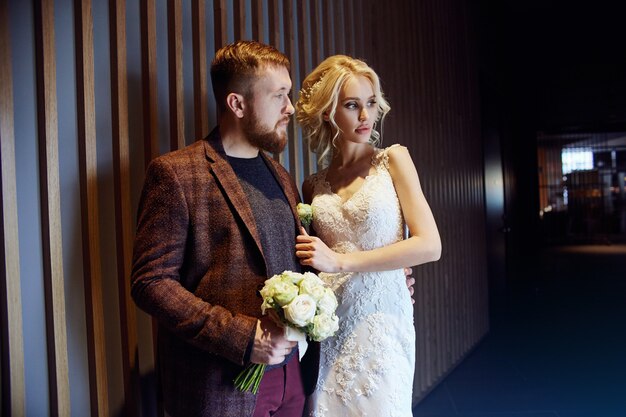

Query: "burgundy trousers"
left=252, top=357, right=305, bottom=417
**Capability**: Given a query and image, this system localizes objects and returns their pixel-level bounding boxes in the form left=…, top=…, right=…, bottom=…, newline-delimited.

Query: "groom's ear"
left=226, top=93, right=246, bottom=118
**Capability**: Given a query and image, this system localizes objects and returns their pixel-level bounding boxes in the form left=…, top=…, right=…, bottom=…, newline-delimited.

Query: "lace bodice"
left=306, top=145, right=404, bottom=257
left=305, top=145, right=415, bottom=417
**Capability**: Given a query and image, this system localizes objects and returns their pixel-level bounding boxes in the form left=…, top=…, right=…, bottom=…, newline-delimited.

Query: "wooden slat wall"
left=109, top=1, right=141, bottom=416
left=0, top=0, right=25, bottom=415
left=168, top=0, right=185, bottom=151
left=2, top=0, right=488, bottom=413
left=140, top=0, right=159, bottom=164
left=192, top=0, right=209, bottom=141
left=33, top=0, right=71, bottom=415
left=74, top=0, right=109, bottom=415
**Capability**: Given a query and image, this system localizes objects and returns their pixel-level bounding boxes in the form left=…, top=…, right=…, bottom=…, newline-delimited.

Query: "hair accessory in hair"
left=300, top=70, right=328, bottom=102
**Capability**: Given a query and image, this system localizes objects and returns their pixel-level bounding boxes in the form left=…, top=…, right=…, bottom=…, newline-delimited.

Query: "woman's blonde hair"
left=296, top=55, right=390, bottom=163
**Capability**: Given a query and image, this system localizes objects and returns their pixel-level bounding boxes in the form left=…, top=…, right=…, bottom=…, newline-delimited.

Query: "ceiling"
left=477, top=1, right=626, bottom=132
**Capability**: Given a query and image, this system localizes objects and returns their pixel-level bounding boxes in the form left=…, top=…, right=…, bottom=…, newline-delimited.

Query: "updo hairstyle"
left=296, top=55, right=390, bottom=163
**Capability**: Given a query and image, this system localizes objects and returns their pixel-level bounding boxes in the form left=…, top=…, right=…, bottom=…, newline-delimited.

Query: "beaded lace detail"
left=306, top=145, right=415, bottom=417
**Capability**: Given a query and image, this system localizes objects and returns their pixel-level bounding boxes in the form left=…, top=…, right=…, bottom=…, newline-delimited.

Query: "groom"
left=131, top=41, right=314, bottom=416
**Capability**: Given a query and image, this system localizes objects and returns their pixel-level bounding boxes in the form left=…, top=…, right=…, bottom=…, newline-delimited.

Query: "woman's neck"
left=330, top=139, right=375, bottom=168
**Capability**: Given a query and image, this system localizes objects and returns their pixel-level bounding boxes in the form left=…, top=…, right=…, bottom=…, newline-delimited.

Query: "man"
left=131, top=41, right=313, bottom=416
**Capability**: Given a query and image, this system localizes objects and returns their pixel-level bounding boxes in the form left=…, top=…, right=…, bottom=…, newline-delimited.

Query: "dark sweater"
left=228, top=153, right=300, bottom=367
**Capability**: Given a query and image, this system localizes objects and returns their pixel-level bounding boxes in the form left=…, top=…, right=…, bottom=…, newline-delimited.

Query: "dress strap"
left=373, top=144, right=402, bottom=170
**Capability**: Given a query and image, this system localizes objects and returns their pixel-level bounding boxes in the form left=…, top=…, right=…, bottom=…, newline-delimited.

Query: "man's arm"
left=131, top=157, right=257, bottom=365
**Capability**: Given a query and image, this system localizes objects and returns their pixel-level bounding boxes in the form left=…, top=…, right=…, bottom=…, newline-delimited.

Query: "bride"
left=294, top=55, right=442, bottom=416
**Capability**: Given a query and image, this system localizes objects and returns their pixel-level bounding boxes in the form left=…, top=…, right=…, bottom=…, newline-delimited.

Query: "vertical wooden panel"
left=343, top=0, right=353, bottom=56
left=307, top=0, right=322, bottom=173
left=349, top=0, right=358, bottom=57
left=251, top=0, right=264, bottom=41
left=309, top=0, right=321, bottom=68
left=33, top=0, right=71, bottom=415
left=267, top=0, right=280, bottom=49
left=167, top=0, right=185, bottom=150
left=233, top=0, right=245, bottom=41
left=140, top=0, right=159, bottom=164
left=322, top=0, right=333, bottom=56
left=213, top=0, right=228, bottom=48
left=296, top=0, right=310, bottom=177
left=353, top=0, right=364, bottom=58
left=140, top=1, right=163, bottom=415
left=282, top=0, right=299, bottom=176
left=74, top=0, right=109, bottom=415
left=267, top=0, right=283, bottom=164
left=192, top=0, right=209, bottom=141
left=333, top=0, right=344, bottom=53
left=0, top=1, right=25, bottom=414
left=109, top=0, right=140, bottom=415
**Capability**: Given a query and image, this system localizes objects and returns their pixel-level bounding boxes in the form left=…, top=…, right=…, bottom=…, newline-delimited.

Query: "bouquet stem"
left=233, top=363, right=266, bottom=394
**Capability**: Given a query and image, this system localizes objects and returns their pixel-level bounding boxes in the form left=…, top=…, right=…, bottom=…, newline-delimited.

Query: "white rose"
left=259, top=275, right=281, bottom=298
left=261, top=275, right=298, bottom=307
left=281, top=270, right=305, bottom=285
left=283, top=294, right=317, bottom=327
left=302, top=272, right=323, bottom=285
left=296, top=203, right=313, bottom=227
left=309, top=313, right=339, bottom=341
left=298, top=275, right=326, bottom=301
left=316, top=288, right=338, bottom=315
left=260, top=276, right=279, bottom=313
left=273, top=280, right=299, bottom=307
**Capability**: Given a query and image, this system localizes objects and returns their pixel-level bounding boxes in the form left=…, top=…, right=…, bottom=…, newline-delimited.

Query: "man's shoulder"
left=152, top=127, right=221, bottom=166
left=160, top=139, right=207, bottom=161
left=148, top=140, right=213, bottom=173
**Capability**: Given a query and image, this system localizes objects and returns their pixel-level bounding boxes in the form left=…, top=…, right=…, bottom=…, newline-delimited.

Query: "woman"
left=295, top=55, right=442, bottom=416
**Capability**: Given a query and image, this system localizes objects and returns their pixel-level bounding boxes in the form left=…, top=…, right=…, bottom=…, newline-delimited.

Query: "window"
left=561, top=148, right=593, bottom=175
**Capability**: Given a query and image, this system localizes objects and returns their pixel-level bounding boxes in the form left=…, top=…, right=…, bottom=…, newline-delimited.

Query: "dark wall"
left=477, top=0, right=626, bottom=282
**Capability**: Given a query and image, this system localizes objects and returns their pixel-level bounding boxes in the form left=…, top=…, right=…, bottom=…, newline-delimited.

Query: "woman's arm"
left=296, top=146, right=441, bottom=273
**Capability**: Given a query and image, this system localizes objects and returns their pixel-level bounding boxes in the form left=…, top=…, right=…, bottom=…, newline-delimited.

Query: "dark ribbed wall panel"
left=2, top=0, right=487, bottom=413
left=360, top=0, right=488, bottom=401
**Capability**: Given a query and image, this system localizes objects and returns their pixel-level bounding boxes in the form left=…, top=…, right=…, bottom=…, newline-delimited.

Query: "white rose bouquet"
left=234, top=270, right=339, bottom=394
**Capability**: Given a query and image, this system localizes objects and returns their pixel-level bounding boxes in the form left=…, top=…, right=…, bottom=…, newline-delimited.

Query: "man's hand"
left=404, top=267, right=415, bottom=305
left=250, top=316, right=297, bottom=365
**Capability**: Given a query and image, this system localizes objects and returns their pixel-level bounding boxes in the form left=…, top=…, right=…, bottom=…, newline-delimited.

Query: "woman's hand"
left=295, top=227, right=343, bottom=273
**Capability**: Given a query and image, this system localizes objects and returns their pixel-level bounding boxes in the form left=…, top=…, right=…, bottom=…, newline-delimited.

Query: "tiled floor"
left=412, top=245, right=626, bottom=417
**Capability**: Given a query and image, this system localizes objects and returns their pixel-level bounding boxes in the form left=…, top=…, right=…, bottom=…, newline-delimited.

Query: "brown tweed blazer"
left=131, top=128, right=318, bottom=417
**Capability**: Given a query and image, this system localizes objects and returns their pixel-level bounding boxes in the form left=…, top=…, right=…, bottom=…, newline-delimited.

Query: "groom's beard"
left=243, top=107, right=288, bottom=154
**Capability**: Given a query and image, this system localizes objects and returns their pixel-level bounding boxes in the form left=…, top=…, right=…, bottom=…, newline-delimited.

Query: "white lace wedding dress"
left=305, top=145, right=415, bottom=417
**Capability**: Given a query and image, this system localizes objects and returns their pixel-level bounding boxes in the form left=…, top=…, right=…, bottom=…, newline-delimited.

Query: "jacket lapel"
left=203, top=129, right=266, bottom=264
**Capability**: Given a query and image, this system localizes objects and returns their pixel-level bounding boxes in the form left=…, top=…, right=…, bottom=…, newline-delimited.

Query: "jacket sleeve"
left=130, top=157, right=257, bottom=365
